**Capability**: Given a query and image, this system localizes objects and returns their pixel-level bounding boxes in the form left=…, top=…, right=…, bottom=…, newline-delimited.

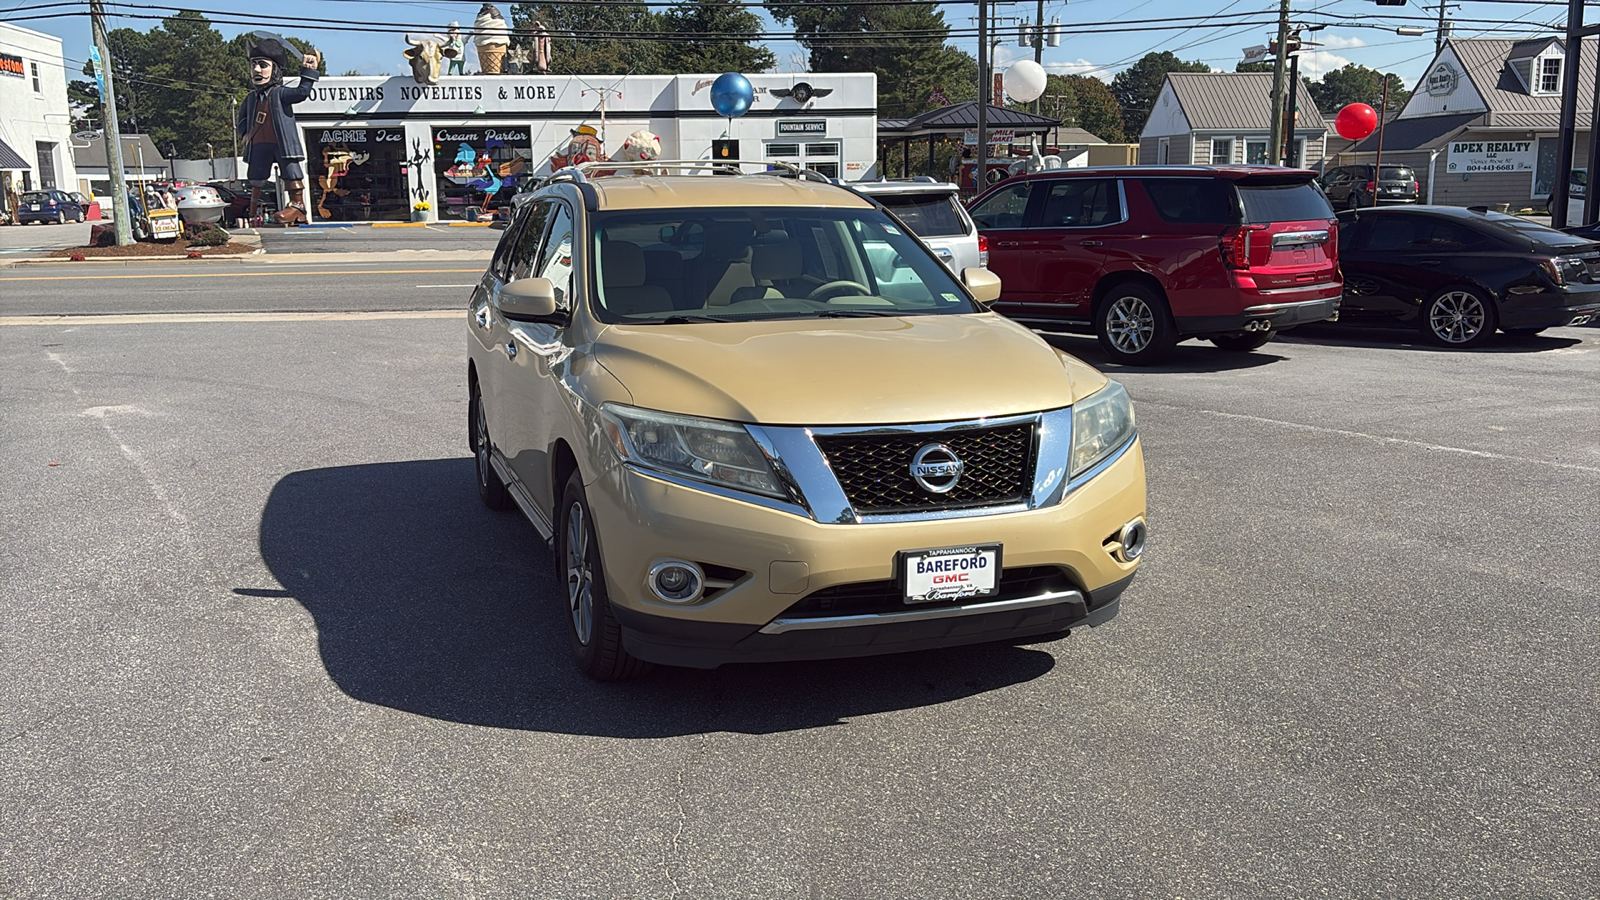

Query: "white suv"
left=845, top=178, right=986, bottom=273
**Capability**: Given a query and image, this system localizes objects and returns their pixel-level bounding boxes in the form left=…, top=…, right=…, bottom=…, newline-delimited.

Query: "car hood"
left=592, top=313, right=1107, bottom=425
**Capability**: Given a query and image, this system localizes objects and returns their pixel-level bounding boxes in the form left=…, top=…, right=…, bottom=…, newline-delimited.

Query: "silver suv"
left=845, top=178, right=985, bottom=273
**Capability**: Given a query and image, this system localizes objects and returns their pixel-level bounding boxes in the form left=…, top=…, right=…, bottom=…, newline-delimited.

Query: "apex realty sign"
left=1447, top=140, right=1535, bottom=174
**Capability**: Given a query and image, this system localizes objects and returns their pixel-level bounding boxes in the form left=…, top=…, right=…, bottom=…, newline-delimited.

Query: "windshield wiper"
left=658, top=314, right=736, bottom=323
left=814, top=309, right=901, bottom=318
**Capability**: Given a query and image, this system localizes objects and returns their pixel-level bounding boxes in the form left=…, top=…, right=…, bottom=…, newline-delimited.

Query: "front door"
left=968, top=180, right=1037, bottom=319
left=1008, top=178, right=1121, bottom=320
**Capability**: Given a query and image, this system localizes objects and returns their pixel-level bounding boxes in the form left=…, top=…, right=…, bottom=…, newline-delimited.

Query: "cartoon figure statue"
left=237, top=31, right=321, bottom=223
left=531, top=19, right=552, bottom=74
left=445, top=22, right=467, bottom=76
left=604, top=129, right=663, bottom=176
left=474, top=4, right=511, bottom=74
left=505, top=45, right=528, bottom=76
left=550, top=125, right=606, bottom=169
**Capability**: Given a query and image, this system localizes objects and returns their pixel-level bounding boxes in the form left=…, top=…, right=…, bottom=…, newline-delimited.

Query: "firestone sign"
left=1447, top=140, right=1535, bottom=174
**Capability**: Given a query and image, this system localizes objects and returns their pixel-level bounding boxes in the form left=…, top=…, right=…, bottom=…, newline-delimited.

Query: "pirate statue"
left=237, top=31, right=321, bottom=222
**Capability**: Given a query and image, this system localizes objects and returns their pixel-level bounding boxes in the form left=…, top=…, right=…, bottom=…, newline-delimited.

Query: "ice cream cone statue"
left=474, top=4, right=510, bottom=74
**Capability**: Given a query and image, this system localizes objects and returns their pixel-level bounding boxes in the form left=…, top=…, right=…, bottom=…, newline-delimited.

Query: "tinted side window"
left=1418, top=221, right=1489, bottom=250
left=1362, top=216, right=1422, bottom=252
left=534, top=205, right=575, bottom=311
left=969, top=183, right=1032, bottom=229
left=1141, top=178, right=1239, bottom=224
left=874, top=193, right=968, bottom=237
left=1237, top=182, right=1335, bottom=223
left=508, top=201, right=552, bottom=281
left=1037, top=179, right=1118, bottom=227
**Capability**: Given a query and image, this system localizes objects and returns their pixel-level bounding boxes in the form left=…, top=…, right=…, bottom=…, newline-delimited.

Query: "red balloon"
left=1334, top=103, right=1379, bottom=141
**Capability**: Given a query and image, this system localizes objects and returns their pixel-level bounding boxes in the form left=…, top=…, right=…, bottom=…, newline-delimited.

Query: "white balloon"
left=1004, top=60, right=1048, bottom=103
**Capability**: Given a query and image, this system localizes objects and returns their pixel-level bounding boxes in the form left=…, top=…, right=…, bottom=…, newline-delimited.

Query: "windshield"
left=589, top=206, right=978, bottom=324
left=870, top=192, right=969, bottom=237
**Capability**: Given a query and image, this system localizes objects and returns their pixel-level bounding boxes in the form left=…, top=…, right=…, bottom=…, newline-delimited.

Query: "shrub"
left=186, top=223, right=229, bottom=247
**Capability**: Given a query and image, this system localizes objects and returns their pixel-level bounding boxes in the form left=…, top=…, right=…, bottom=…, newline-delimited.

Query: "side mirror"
left=961, top=267, right=1002, bottom=305
left=499, top=277, right=564, bottom=323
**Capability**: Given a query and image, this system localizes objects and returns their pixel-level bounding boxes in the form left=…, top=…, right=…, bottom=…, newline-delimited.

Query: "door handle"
left=1080, top=240, right=1103, bottom=247
left=505, top=341, right=517, bottom=359
left=996, top=241, right=1019, bottom=248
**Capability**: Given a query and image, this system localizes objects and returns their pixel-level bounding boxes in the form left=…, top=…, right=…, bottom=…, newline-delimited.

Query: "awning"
left=0, top=137, right=28, bottom=170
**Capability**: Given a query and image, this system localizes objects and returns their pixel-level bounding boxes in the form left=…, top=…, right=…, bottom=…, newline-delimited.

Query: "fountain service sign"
left=1447, top=140, right=1535, bottom=174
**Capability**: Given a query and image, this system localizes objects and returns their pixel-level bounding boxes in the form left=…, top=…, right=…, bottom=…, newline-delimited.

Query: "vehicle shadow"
left=1281, top=323, right=1585, bottom=353
left=249, top=459, right=1057, bottom=736
left=1036, top=330, right=1288, bottom=373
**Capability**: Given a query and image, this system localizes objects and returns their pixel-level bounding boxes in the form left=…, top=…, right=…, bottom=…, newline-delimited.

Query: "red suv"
left=968, top=166, right=1341, bottom=364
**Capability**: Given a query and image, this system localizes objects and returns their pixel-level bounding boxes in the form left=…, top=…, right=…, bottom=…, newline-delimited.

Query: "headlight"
left=1070, top=380, right=1136, bottom=477
left=600, top=404, right=787, bottom=499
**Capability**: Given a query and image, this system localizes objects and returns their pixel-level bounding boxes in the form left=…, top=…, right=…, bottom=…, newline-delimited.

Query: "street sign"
left=1242, top=45, right=1270, bottom=64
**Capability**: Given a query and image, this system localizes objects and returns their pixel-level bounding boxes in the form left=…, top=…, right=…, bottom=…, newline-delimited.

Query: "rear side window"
left=22, top=192, right=49, bottom=203
left=1237, top=182, right=1335, bottom=223
left=1037, top=179, right=1119, bottom=227
left=1141, top=178, right=1239, bottom=224
left=874, top=193, right=968, bottom=237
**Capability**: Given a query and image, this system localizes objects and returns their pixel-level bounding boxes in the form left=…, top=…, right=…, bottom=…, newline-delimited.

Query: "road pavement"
left=2, top=289, right=1597, bottom=896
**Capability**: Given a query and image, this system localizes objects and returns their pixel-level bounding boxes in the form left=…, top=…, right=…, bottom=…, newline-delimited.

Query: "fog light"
left=1118, top=520, right=1147, bottom=561
left=647, top=561, right=704, bottom=603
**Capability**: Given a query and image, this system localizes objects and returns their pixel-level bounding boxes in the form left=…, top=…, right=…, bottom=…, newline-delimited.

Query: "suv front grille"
left=779, top=566, right=1075, bottom=619
left=814, top=423, right=1035, bottom=514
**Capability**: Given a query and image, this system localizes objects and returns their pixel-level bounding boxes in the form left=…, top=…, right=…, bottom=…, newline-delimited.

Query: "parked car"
left=208, top=182, right=265, bottom=222
left=968, top=165, right=1341, bottom=364
left=1334, top=205, right=1600, bottom=346
left=16, top=189, right=86, bottom=225
left=842, top=177, right=985, bottom=273
left=469, top=163, right=1146, bottom=679
left=1319, top=164, right=1421, bottom=209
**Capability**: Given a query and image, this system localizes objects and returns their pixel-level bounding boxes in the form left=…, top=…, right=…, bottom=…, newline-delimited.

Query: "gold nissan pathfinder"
left=467, top=162, right=1146, bottom=680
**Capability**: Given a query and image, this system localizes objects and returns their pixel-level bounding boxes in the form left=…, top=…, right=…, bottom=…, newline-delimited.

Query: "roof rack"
left=544, top=159, right=835, bottom=186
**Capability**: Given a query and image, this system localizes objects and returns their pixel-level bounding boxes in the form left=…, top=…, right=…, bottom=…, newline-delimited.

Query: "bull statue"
left=404, top=34, right=456, bottom=85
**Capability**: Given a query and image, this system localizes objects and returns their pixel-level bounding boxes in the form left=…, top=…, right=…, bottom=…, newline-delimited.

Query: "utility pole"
left=1033, top=0, right=1045, bottom=116
left=977, top=0, right=988, bottom=183
left=89, top=0, right=132, bottom=245
left=1268, top=0, right=1291, bottom=170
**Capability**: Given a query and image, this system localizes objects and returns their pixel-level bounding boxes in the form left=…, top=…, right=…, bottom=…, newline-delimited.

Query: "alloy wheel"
left=473, top=395, right=491, bottom=486
left=1105, top=294, right=1156, bottom=354
left=1428, top=290, right=1488, bottom=344
left=565, top=501, right=594, bottom=646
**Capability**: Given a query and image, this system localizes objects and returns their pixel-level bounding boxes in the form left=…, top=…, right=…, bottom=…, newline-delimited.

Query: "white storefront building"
left=288, top=72, right=877, bottom=223
left=0, top=23, right=79, bottom=215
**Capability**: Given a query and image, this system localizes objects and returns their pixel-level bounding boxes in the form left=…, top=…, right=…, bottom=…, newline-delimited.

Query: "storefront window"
left=1535, top=136, right=1560, bottom=198
left=434, top=126, right=532, bottom=221
left=307, top=127, right=408, bottom=222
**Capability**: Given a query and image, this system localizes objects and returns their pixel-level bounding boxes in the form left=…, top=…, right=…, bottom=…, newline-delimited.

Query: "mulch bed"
left=49, top=237, right=255, bottom=259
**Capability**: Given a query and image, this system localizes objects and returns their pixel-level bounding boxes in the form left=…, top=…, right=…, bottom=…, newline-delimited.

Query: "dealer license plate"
left=30, top=204, right=40, bottom=211
left=899, top=543, right=1002, bottom=604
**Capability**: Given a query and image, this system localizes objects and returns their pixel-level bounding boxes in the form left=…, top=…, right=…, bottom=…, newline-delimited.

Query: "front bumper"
left=584, top=438, right=1146, bottom=669
left=1177, top=295, right=1341, bottom=335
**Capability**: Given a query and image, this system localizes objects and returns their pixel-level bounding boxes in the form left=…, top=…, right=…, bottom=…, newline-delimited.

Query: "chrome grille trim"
left=759, top=588, right=1085, bottom=634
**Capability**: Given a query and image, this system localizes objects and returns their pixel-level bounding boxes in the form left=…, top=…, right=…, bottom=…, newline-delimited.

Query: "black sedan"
left=1334, top=206, right=1600, bottom=347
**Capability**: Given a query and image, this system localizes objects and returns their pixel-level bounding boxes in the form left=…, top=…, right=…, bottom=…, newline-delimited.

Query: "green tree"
left=1309, top=64, right=1412, bottom=115
left=1036, top=74, right=1124, bottom=143
left=767, top=1, right=976, bottom=118
left=1109, top=51, right=1211, bottom=139
left=658, top=0, right=774, bottom=74
left=511, top=2, right=663, bottom=75
left=1235, top=61, right=1274, bottom=73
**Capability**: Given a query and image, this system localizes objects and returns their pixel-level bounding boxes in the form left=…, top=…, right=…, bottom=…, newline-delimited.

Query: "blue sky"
left=11, top=0, right=1569, bottom=92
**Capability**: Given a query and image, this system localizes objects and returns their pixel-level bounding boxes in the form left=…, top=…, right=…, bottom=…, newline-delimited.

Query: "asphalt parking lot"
left=2, top=305, right=1596, bottom=896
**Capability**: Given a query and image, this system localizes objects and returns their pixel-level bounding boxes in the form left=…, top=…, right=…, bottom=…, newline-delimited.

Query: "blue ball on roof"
left=710, top=72, right=754, bottom=118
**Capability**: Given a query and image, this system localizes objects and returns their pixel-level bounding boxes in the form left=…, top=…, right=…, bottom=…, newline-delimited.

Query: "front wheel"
left=470, top=383, right=512, bottom=511
left=56, top=211, right=66, bottom=225
left=557, top=471, right=649, bottom=681
left=1210, top=331, right=1273, bottom=352
left=1421, top=286, right=1498, bottom=348
left=1095, top=284, right=1177, bottom=365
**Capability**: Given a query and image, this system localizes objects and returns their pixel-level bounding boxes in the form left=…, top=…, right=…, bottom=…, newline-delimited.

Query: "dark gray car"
left=1320, top=165, right=1419, bottom=210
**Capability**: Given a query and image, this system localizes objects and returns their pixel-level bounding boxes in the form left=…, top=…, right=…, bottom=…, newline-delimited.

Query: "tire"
left=1420, top=286, right=1498, bottom=348
left=556, top=470, right=649, bottom=681
left=56, top=211, right=66, bottom=225
left=1210, top=331, right=1273, bottom=352
left=1095, top=283, right=1177, bottom=365
left=77, top=210, right=86, bottom=223
left=470, top=383, right=512, bottom=511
